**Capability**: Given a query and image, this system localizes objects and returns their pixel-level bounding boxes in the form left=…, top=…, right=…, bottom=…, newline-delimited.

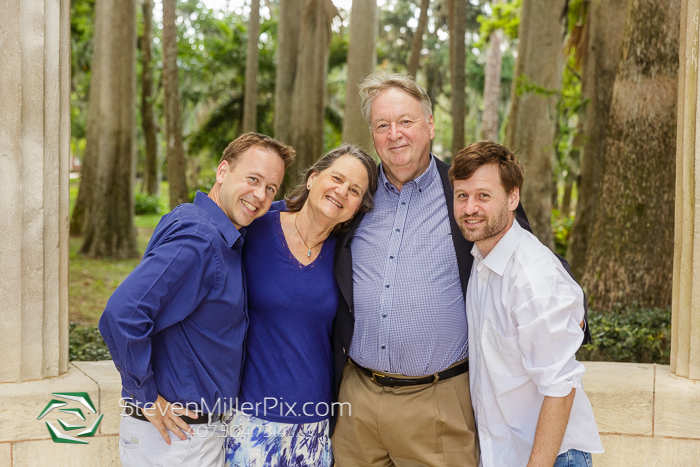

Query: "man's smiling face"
left=369, top=87, right=435, bottom=189
left=453, top=163, right=519, bottom=255
left=215, top=145, right=285, bottom=229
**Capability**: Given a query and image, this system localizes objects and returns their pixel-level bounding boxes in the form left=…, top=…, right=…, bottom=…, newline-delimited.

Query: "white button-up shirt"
left=466, top=221, right=603, bottom=467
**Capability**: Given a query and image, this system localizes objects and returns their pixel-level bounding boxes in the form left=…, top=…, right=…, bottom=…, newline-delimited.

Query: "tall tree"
left=408, top=0, right=430, bottom=78
left=480, top=0, right=503, bottom=142
left=243, top=0, right=261, bottom=132
left=566, top=0, right=628, bottom=279
left=504, top=0, right=532, bottom=149
left=450, top=0, right=466, bottom=158
left=287, top=0, right=337, bottom=184
left=582, top=0, right=680, bottom=311
left=508, top=0, right=566, bottom=249
left=141, top=0, right=159, bottom=196
left=274, top=0, right=303, bottom=146
left=342, top=0, right=377, bottom=153
left=79, top=0, right=138, bottom=258
left=163, top=0, right=188, bottom=209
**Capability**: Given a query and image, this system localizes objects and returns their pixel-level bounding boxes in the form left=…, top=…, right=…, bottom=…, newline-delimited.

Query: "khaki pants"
left=333, top=361, right=479, bottom=467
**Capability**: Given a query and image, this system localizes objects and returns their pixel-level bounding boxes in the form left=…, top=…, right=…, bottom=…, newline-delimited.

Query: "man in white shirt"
left=449, top=141, right=604, bottom=467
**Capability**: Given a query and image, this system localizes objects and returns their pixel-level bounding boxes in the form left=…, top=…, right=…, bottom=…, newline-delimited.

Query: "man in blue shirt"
left=331, top=73, right=587, bottom=466
left=99, top=133, right=294, bottom=467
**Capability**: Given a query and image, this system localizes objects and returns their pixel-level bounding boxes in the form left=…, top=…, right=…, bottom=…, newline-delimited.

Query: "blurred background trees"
left=68, top=0, right=681, bottom=325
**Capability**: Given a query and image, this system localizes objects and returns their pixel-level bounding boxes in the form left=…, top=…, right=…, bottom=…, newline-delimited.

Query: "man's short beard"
left=458, top=200, right=511, bottom=244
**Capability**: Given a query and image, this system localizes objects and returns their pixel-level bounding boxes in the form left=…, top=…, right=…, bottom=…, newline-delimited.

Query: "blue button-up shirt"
left=349, top=156, right=468, bottom=376
left=99, top=192, right=248, bottom=412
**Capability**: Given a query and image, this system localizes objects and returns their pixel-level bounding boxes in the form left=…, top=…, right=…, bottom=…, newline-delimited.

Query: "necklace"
left=294, top=213, right=325, bottom=257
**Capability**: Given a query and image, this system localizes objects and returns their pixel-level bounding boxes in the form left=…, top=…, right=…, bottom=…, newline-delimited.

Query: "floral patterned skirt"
left=224, top=409, right=334, bottom=467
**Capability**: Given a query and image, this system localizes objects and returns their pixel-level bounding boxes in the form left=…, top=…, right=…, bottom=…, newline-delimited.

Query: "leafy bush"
left=69, top=322, right=111, bottom=361
left=577, top=306, right=671, bottom=364
left=135, top=192, right=161, bottom=215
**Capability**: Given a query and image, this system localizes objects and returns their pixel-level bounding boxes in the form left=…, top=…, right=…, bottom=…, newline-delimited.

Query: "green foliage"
left=134, top=192, right=161, bottom=215
left=477, top=0, right=522, bottom=47
left=69, top=322, right=112, bottom=361
left=551, top=208, right=574, bottom=257
left=578, top=306, right=671, bottom=364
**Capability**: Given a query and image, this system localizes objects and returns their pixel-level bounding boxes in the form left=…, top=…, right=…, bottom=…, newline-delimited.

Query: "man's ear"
left=509, top=187, right=520, bottom=211
left=428, top=114, right=435, bottom=140
left=215, top=160, right=231, bottom=184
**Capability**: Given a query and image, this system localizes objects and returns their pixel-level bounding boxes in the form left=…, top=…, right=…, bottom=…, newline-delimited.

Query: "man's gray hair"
left=358, top=71, right=433, bottom=126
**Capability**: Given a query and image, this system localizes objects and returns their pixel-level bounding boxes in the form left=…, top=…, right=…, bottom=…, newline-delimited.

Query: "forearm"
left=526, top=389, right=576, bottom=467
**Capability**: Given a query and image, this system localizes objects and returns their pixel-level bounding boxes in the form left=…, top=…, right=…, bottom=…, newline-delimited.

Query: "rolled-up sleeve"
left=98, top=230, right=217, bottom=406
left=513, top=289, right=586, bottom=398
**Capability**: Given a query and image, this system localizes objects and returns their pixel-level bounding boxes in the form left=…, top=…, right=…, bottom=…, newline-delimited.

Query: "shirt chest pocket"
left=482, top=324, right=528, bottom=378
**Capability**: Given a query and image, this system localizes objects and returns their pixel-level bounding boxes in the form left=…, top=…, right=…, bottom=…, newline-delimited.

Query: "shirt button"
left=395, top=228, right=400, bottom=232
left=385, top=284, right=390, bottom=288
left=382, top=314, right=387, bottom=318
left=389, top=256, right=394, bottom=259
left=401, top=202, right=406, bottom=205
left=381, top=345, right=386, bottom=349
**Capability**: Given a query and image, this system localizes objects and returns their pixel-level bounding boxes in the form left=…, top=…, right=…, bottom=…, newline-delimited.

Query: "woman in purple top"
left=224, top=145, right=378, bottom=467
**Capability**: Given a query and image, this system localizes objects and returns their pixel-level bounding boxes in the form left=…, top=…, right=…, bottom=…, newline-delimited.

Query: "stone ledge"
left=583, top=362, right=700, bottom=466
left=72, top=361, right=122, bottom=435
left=582, top=361, right=654, bottom=435
left=10, top=435, right=119, bottom=467
left=593, top=434, right=700, bottom=466
left=2, top=361, right=700, bottom=466
left=0, top=364, right=99, bottom=443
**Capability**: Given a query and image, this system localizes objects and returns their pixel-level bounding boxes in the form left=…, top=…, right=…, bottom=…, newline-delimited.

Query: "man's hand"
left=142, top=395, right=199, bottom=444
left=526, top=389, right=576, bottom=467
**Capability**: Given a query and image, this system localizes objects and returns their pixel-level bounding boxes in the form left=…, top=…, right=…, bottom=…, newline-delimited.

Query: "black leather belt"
left=350, top=358, right=469, bottom=387
left=124, top=403, right=224, bottom=425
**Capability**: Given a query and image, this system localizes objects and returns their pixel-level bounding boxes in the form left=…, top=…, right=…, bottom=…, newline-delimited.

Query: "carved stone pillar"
left=0, top=0, right=71, bottom=382
left=672, top=0, right=700, bottom=381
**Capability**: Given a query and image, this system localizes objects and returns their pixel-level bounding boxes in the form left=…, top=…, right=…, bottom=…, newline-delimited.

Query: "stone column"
left=0, top=0, right=71, bottom=383
left=672, top=0, right=700, bottom=381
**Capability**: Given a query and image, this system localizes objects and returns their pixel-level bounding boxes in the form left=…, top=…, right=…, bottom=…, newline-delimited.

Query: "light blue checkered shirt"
left=349, top=156, right=469, bottom=376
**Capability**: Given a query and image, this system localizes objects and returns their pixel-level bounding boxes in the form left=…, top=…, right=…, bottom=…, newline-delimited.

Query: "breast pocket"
left=482, top=324, right=528, bottom=378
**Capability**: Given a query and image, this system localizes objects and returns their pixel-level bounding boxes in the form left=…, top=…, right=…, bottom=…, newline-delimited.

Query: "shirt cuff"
left=537, top=374, right=582, bottom=398
left=123, top=381, right=159, bottom=408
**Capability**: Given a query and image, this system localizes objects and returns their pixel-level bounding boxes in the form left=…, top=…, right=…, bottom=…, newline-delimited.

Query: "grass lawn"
left=69, top=179, right=171, bottom=325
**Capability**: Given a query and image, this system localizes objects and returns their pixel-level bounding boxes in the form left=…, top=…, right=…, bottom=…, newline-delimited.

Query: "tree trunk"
left=273, top=0, right=303, bottom=146
left=450, top=0, right=466, bottom=158
left=71, top=0, right=106, bottom=236
left=480, top=0, right=503, bottom=142
left=504, top=0, right=533, bottom=149
left=79, top=0, right=138, bottom=258
left=163, top=0, right=188, bottom=209
left=509, top=0, right=566, bottom=249
left=581, top=0, right=680, bottom=311
left=408, top=0, right=430, bottom=78
left=287, top=0, right=336, bottom=186
left=243, top=0, right=261, bottom=132
left=566, top=0, right=628, bottom=279
left=141, top=0, right=159, bottom=196
left=342, top=0, right=377, bottom=153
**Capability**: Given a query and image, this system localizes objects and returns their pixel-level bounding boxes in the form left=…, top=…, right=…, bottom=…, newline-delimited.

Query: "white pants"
left=119, top=414, right=226, bottom=467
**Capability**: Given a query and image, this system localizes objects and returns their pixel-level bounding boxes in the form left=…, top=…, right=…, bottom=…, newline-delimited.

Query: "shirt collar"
left=470, top=220, right=523, bottom=276
left=193, top=191, right=244, bottom=248
left=378, top=154, right=438, bottom=194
